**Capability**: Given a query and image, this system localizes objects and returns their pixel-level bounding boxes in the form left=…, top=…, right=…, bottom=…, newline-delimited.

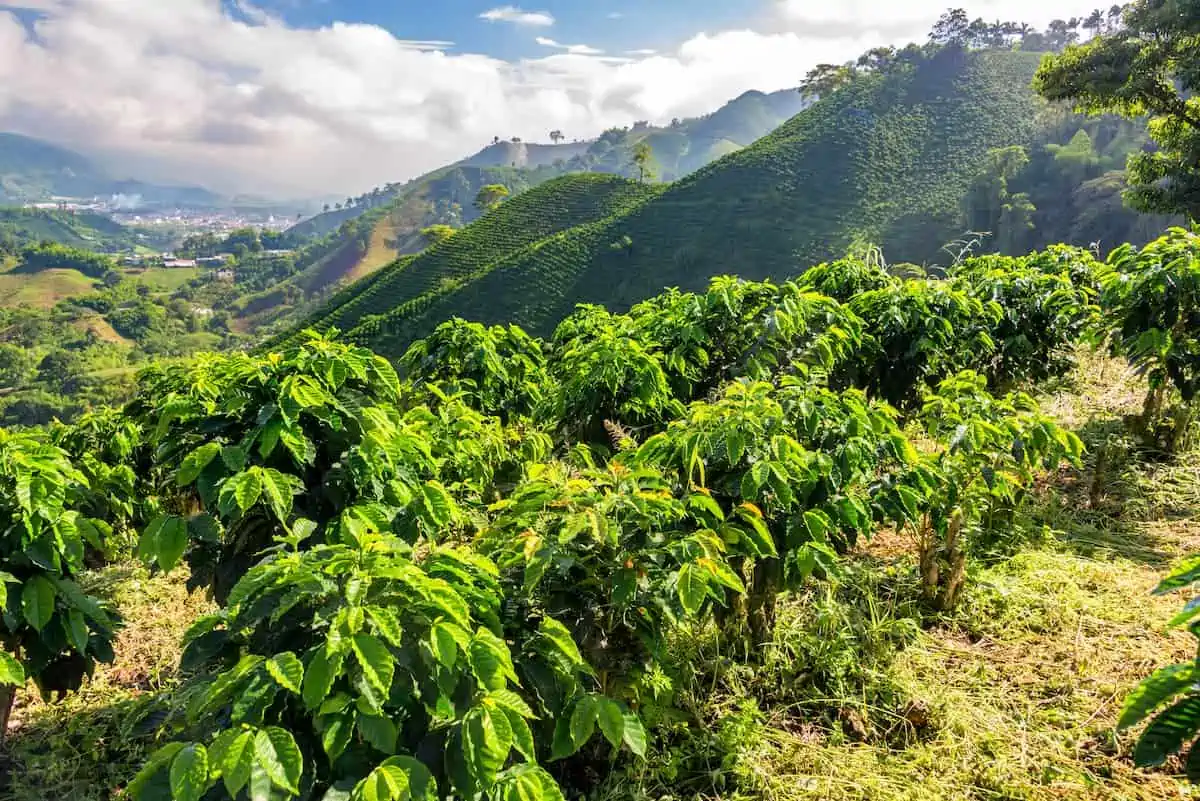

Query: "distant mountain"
left=0, top=132, right=222, bottom=207
left=457, top=88, right=811, bottom=181
left=284, top=47, right=1173, bottom=359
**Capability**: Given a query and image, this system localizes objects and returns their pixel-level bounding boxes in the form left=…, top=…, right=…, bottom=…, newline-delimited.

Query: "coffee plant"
left=1102, top=228, right=1200, bottom=451
left=0, top=430, right=119, bottom=737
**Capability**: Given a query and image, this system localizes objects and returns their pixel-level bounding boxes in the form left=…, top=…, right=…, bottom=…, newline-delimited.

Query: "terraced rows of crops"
left=298, top=174, right=661, bottom=340
left=286, top=50, right=1048, bottom=359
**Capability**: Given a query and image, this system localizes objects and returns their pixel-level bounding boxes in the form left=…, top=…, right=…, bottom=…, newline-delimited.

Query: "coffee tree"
left=0, top=430, right=119, bottom=737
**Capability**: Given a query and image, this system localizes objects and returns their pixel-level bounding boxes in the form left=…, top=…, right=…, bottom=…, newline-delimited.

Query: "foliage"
left=848, top=279, right=1003, bottom=409
left=0, top=429, right=119, bottom=721
left=950, top=246, right=1103, bottom=387
left=1101, top=227, right=1200, bottom=449
left=1034, top=1, right=1200, bottom=220
left=17, top=242, right=116, bottom=279
left=400, top=319, right=550, bottom=422
left=129, top=530, right=577, bottom=801
left=884, top=372, right=1083, bottom=609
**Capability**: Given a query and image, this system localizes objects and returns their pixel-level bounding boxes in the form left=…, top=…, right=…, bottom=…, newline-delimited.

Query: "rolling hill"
left=0, top=132, right=221, bottom=207
left=0, top=208, right=171, bottom=252
left=285, top=47, right=1172, bottom=361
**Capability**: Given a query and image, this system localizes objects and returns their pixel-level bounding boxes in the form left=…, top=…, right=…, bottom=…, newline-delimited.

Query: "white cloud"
left=777, top=0, right=1092, bottom=39
left=0, top=0, right=1091, bottom=197
left=625, top=49, right=657, bottom=56
left=536, top=37, right=605, bottom=56
left=479, top=6, right=555, bottom=27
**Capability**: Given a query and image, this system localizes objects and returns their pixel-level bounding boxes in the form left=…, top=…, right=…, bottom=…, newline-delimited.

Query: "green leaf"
left=259, top=469, right=298, bottom=523
left=596, top=697, right=624, bottom=749
left=463, top=705, right=513, bottom=790
left=210, top=730, right=254, bottom=797
left=63, top=608, right=89, bottom=654
left=254, top=727, right=302, bottom=794
left=155, top=516, right=190, bottom=573
left=802, top=509, right=831, bottom=543
left=169, top=743, right=209, bottom=801
left=127, top=742, right=185, bottom=800
left=266, top=653, right=304, bottom=695
left=622, top=711, right=647, bottom=758
left=488, top=689, right=535, bottom=718
left=231, top=470, right=264, bottom=514
left=357, top=712, right=399, bottom=754
left=368, top=607, right=404, bottom=648
left=1134, top=693, right=1200, bottom=767
left=0, top=651, right=25, bottom=687
left=421, top=482, right=454, bottom=529
left=222, top=445, right=248, bottom=472
left=503, top=707, right=537, bottom=761
left=21, top=575, right=55, bottom=632
left=538, top=617, right=585, bottom=668
left=569, top=695, right=597, bottom=749
left=469, top=629, right=517, bottom=691
left=303, top=648, right=339, bottom=709
left=177, top=443, right=221, bottom=487
left=677, top=562, right=709, bottom=615
left=321, top=712, right=354, bottom=761
left=352, top=633, right=395, bottom=697
left=1119, top=663, right=1199, bottom=730
left=431, top=622, right=458, bottom=667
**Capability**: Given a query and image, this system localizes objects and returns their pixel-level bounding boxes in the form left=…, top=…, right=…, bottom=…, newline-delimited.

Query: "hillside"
left=283, top=173, right=660, bottom=345
left=285, top=88, right=807, bottom=250
left=0, top=208, right=168, bottom=252
left=0, top=132, right=220, bottom=207
left=297, top=49, right=1059, bottom=356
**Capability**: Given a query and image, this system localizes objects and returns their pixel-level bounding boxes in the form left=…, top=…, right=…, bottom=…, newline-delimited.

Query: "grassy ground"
left=1, top=566, right=213, bottom=801
left=122, top=266, right=202, bottom=294
left=0, top=268, right=97, bottom=308
left=2, top=352, right=1198, bottom=800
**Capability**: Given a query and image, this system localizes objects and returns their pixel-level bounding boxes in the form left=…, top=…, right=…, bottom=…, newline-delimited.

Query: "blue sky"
left=0, top=0, right=1091, bottom=195
left=248, top=0, right=762, bottom=61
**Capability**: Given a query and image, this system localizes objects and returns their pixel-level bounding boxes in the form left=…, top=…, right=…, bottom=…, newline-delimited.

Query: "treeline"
left=178, top=227, right=301, bottom=259
left=14, top=241, right=116, bottom=278
left=802, top=6, right=1131, bottom=95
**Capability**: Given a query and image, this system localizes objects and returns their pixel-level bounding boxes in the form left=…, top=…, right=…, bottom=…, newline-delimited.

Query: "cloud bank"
left=0, top=0, right=1091, bottom=197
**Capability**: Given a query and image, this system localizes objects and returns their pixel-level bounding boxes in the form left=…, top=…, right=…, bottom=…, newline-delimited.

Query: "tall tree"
left=630, top=140, right=657, bottom=184
left=549, top=129, right=564, bottom=144
left=930, top=8, right=971, bottom=46
left=1034, top=1, right=1200, bottom=220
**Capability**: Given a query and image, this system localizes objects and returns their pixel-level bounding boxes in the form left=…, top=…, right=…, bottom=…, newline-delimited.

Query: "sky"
left=0, top=0, right=1097, bottom=198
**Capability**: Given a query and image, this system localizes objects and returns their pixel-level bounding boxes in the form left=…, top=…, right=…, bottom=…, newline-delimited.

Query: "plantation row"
left=296, top=176, right=662, bottom=343
left=2, top=228, right=1199, bottom=800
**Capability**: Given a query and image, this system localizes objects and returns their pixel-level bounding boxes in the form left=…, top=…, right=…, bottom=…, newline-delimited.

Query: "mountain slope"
left=295, top=47, right=1166, bottom=361
left=0, top=208, right=167, bottom=252
left=282, top=173, right=660, bottom=345
left=0, top=132, right=220, bottom=206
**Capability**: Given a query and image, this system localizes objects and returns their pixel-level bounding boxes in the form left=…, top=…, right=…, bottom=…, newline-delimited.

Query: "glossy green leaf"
left=266, top=653, right=304, bottom=695
left=168, top=744, right=209, bottom=801
left=177, top=443, right=221, bottom=487
left=210, top=729, right=254, bottom=797
left=352, top=633, right=395, bottom=697
left=21, top=575, right=55, bottom=632
left=254, top=727, right=302, bottom=794
left=596, top=697, right=624, bottom=749
left=0, top=651, right=25, bottom=687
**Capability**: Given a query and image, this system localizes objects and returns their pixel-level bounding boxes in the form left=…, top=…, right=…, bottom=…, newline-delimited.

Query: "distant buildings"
left=163, top=258, right=198, bottom=268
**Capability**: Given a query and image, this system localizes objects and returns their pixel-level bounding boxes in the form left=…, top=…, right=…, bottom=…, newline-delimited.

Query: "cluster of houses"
left=118, top=248, right=293, bottom=283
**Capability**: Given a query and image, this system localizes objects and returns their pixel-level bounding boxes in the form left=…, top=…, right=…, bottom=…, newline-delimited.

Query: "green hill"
left=292, top=48, right=1170, bottom=360
left=0, top=208, right=168, bottom=252
left=282, top=173, right=660, bottom=345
